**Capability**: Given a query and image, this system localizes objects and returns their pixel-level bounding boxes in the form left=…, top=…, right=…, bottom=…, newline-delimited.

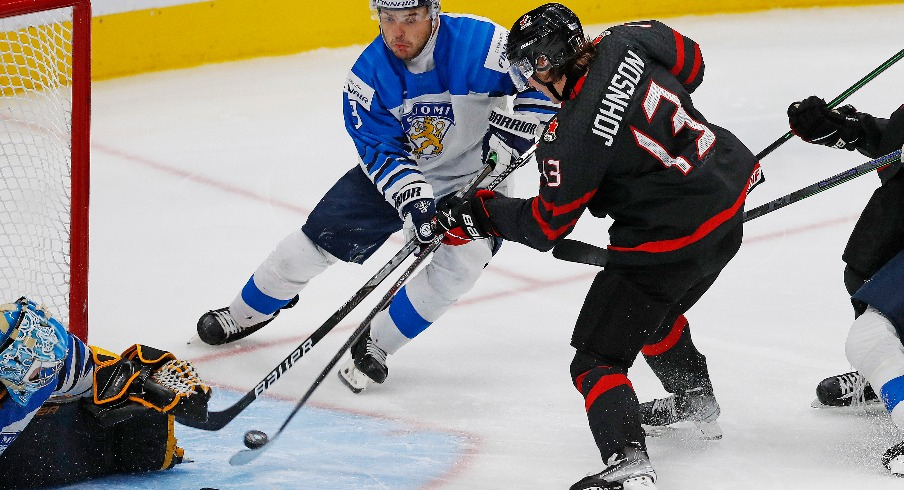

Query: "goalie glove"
left=435, top=189, right=499, bottom=245
left=85, top=344, right=211, bottom=427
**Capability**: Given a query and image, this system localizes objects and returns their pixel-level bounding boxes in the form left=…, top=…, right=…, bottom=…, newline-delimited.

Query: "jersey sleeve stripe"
left=669, top=29, right=685, bottom=76
left=531, top=197, right=580, bottom=241
left=538, top=189, right=598, bottom=216
left=684, top=44, right=703, bottom=86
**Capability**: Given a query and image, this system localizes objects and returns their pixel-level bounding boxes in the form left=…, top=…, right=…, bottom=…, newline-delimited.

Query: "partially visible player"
left=788, top=96, right=904, bottom=475
left=0, top=297, right=211, bottom=488
left=195, top=0, right=556, bottom=393
left=436, top=4, right=761, bottom=489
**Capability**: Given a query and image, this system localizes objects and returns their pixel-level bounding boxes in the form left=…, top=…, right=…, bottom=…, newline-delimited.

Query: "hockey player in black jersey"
left=435, top=4, right=760, bottom=489
left=788, top=97, right=904, bottom=475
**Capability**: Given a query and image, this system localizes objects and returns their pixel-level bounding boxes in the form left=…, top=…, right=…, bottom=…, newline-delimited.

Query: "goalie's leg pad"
left=0, top=397, right=183, bottom=489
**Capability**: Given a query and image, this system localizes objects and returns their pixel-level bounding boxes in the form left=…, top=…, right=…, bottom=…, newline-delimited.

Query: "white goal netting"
left=0, top=6, right=79, bottom=328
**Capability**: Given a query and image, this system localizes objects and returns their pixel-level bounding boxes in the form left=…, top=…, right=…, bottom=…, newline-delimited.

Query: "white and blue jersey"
left=342, top=13, right=556, bottom=212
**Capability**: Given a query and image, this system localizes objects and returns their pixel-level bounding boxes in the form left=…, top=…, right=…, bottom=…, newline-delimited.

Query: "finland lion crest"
left=402, top=102, right=455, bottom=159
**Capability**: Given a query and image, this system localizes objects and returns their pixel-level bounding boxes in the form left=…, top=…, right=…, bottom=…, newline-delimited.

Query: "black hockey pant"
left=569, top=260, right=726, bottom=460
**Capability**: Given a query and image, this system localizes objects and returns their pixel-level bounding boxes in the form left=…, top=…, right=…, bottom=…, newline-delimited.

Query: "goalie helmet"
left=506, top=3, right=586, bottom=92
left=369, top=0, right=440, bottom=19
left=0, top=298, right=67, bottom=406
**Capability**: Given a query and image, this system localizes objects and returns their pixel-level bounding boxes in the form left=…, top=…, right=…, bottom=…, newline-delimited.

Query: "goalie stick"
left=755, top=48, right=904, bottom=161
left=228, top=146, right=538, bottom=465
left=552, top=149, right=903, bottom=267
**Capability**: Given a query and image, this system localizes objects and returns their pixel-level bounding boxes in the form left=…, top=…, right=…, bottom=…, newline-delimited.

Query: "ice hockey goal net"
left=0, top=0, right=90, bottom=340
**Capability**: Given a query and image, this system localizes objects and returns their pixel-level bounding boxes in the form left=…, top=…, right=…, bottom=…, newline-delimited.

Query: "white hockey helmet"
left=369, top=0, right=440, bottom=20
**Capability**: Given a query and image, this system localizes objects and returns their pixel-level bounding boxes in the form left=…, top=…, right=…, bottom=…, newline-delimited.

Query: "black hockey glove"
left=788, top=96, right=865, bottom=151
left=401, top=197, right=437, bottom=244
left=435, top=189, right=499, bottom=245
left=482, top=107, right=539, bottom=168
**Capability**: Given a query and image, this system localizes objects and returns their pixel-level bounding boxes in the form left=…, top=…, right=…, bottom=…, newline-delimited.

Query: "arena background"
left=91, top=0, right=901, bottom=80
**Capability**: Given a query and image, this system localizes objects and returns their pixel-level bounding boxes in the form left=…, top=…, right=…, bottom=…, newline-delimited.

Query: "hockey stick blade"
left=552, top=238, right=609, bottom=267
left=228, top=435, right=279, bottom=466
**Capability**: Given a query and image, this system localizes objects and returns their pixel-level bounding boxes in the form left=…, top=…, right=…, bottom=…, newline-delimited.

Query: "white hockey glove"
left=483, top=107, right=541, bottom=167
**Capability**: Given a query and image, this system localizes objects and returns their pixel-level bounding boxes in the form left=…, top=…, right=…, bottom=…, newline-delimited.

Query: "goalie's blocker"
left=85, top=344, right=211, bottom=426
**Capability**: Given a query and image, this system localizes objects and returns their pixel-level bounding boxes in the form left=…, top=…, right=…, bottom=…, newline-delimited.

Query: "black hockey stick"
left=742, top=149, right=901, bottom=221
left=551, top=149, right=903, bottom=268
left=229, top=146, right=537, bottom=465
left=756, top=48, right=904, bottom=161
left=177, top=152, right=505, bottom=431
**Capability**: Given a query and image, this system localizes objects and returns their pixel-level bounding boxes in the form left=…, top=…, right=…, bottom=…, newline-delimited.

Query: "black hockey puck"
left=243, top=429, right=269, bottom=449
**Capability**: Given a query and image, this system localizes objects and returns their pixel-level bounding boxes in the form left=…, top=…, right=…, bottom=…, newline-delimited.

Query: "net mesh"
left=0, top=8, right=74, bottom=325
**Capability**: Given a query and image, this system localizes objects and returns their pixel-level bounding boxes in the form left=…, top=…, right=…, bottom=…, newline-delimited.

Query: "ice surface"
left=81, top=4, right=904, bottom=489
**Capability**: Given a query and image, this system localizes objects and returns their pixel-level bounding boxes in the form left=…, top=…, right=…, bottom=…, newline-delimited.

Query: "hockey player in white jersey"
left=195, top=0, right=556, bottom=393
left=0, top=297, right=211, bottom=488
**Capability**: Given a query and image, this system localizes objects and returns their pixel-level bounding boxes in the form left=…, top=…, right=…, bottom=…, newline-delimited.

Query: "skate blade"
left=337, top=359, right=372, bottom=394
left=810, top=398, right=882, bottom=410
left=643, top=420, right=722, bottom=440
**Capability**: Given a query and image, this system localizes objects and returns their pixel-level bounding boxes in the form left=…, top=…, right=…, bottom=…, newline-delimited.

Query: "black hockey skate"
left=196, top=295, right=298, bottom=346
left=812, top=371, right=879, bottom=408
left=337, top=327, right=388, bottom=393
left=639, top=387, right=722, bottom=440
left=882, top=441, right=904, bottom=477
left=570, top=446, right=658, bottom=490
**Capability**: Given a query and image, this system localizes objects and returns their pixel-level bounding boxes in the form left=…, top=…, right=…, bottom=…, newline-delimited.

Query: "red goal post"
left=0, top=0, right=90, bottom=341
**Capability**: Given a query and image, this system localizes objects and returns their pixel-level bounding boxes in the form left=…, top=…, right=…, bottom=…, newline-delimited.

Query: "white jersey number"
left=631, top=80, right=715, bottom=175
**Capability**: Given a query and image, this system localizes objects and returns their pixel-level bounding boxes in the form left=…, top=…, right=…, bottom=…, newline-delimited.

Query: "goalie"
left=0, top=297, right=211, bottom=489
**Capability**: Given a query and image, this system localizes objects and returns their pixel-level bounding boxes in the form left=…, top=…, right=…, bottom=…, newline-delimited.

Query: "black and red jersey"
left=487, top=20, right=761, bottom=266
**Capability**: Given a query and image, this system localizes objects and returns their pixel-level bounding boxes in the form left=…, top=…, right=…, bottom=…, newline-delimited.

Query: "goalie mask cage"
left=0, top=0, right=90, bottom=341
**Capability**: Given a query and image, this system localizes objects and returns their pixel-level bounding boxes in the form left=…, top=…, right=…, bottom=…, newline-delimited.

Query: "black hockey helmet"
left=506, top=3, right=586, bottom=92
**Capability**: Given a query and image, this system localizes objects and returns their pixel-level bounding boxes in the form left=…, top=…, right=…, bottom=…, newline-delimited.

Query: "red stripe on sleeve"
left=531, top=198, right=580, bottom=241
left=669, top=29, right=685, bottom=76
left=530, top=189, right=597, bottom=241
left=584, top=374, right=633, bottom=412
left=641, top=315, right=688, bottom=356
left=684, top=44, right=702, bottom=86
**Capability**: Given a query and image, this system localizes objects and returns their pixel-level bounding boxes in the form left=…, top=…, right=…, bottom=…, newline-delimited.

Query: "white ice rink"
left=83, top=4, right=903, bottom=489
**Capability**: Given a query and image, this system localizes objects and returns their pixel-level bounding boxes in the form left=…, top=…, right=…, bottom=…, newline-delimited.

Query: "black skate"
left=812, top=371, right=879, bottom=408
left=196, top=295, right=298, bottom=346
left=882, top=441, right=904, bottom=477
left=639, top=387, right=722, bottom=440
left=570, top=446, right=658, bottom=490
left=337, top=327, right=388, bottom=393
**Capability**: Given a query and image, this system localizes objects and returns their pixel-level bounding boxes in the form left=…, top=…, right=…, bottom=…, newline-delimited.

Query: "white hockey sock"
left=230, top=229, right=337, bottom=328
left=846, top=306, right=904, bottom=428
